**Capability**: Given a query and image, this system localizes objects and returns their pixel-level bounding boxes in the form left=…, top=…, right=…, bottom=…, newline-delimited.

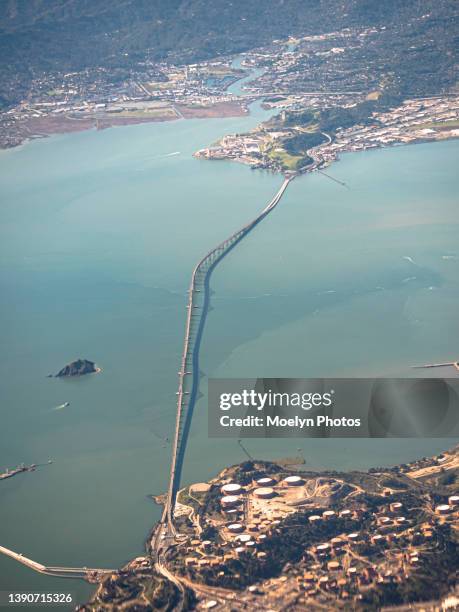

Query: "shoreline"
left=5, top=92, right=457, bottom=181
left=195, top=94, right=459, bottom=173
left=198, top=131, right=459, bottom=177
left=83, top=444, right=459, bottom=610
left=0, top=100, right=249, bottom=152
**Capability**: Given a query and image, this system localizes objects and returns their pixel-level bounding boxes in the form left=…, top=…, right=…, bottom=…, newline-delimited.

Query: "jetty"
left=0, top=545, right=113, bottom=581
left=0, top=464, right=35, bottom=481
left=412, top=361, right=459, bottom=371
left=1, top=460, right=52, bottom=481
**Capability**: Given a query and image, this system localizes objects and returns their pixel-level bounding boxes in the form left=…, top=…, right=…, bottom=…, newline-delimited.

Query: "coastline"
left=195, top=129, right=459, bottom=177
left=1, top=99, right=458, bottom=608
left=4, top=93, right=456, bottom=181
left=0, top=100, right=248, bottom=152
left=82, top=444, right=459, bottom=610
left=195, top=95, right=459, bottom=174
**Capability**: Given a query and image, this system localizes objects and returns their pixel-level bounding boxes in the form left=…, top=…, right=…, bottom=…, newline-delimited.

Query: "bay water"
left=0, top=108, right=457, bottom=605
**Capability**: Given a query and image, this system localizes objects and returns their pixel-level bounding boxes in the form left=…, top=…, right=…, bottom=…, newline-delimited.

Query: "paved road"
left=151, top=177, right=294, bottom=607
left=163, top=176, right=294, bottom=533
left=0, top=545, right=113, bottom=579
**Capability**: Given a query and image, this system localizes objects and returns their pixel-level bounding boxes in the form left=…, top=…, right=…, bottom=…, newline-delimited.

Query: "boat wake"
left=53, top=402, right=70, bottom=411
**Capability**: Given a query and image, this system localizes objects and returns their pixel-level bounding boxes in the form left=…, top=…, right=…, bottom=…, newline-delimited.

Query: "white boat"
left=55, top=401, right=70, bottom=410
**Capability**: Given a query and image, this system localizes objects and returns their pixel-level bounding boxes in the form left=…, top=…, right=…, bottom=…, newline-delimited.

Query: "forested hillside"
left=0, top=0, right=457, bottom=107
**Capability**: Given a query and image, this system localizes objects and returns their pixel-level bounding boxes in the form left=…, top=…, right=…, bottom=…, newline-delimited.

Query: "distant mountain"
left=0, top=0, right=457, bottom=107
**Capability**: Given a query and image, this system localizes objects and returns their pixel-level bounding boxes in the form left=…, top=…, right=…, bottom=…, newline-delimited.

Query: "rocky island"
left=55, top=359, right=100, bottom=377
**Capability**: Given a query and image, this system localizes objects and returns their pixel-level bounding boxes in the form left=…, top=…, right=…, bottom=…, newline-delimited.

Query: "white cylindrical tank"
left=228, top=523, right=244, bottom=533
left=448, top=495, right=459, bottom=506
left=221, top=483, right=242, bottom=495
left=256, top=477, right=275, bottom=486
left=372, top=534, right=385, bottom=544
left=316, top=543, right=330, bottom=553
left=236, top=534, right=252, bottom=543
left=257, top=551, right=267, bottom=559
left=221, top=495, right=241, bottom=508
left=283, top=475, right=304, bottom=486
left=254, top=487, right=275, bottom=499
left=308, top=515, right=321, bottom=523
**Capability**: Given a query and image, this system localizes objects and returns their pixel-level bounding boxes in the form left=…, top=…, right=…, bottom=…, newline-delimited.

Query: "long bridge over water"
left=0, top=545, right=113, bottom=580
left=163, top=175, right=293, bottom=532
left=0, top=176, right=294, bottom=587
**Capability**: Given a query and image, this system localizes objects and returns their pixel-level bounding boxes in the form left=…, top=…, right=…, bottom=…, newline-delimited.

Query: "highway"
left=162, top=175, right=293, bottom=534
left=0, top=545, right=113, bottom=580
left=151, top=175, right=294, bottom=607
left=412, top=361, right=459, bottom=371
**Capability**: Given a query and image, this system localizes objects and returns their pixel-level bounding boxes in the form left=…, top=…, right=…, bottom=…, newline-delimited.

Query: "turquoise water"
left=228, top=57, right=266, bottom=96
left=0, top=108, right=458, bottom=607
left=207, top=141, right=459, bottom=378
left=0, top=107, right=278, bottom=605
left=182, top=139, right=459, bottom=485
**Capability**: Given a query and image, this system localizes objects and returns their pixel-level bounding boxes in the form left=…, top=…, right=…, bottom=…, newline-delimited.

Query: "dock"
left=0, top=464, right=34, bottom=481
left=0, top=461, right=52, bottom=481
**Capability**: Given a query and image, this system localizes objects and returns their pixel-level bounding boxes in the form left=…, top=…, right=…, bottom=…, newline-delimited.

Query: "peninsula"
left=81, top=445, right=459, bottom=611
left=1, top=1, right=457, bottom=159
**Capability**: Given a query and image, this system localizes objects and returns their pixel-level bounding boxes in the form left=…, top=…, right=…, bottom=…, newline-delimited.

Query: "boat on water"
left=55, top=401, right=70, bottom=410
left=412, top=361, right=459, bottom=371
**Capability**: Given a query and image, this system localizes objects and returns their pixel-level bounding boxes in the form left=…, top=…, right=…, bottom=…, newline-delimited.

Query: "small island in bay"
left=55, top=359, right=101, bottom=378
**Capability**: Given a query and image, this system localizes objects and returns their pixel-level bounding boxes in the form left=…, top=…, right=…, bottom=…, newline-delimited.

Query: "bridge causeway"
left=0, top=545, right=113, bottom=579
left=164, top=175, right=293, bottom=532
left=0, top=175, right=294, bottom=585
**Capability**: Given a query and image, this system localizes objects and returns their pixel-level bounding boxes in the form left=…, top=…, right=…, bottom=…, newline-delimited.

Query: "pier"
left=0, top=461, right=52, bottom=481
left=412, top=361, right=459, bottom=371
left=0, top=545, right=113, bottom=581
